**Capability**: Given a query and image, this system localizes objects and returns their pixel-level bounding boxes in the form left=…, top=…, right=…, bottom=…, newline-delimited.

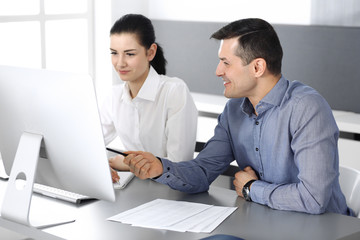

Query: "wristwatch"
left=242, top=179, right=256, bottom=202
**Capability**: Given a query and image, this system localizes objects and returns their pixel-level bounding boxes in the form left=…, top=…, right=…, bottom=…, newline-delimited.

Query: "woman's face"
left=110, top=33, right=155, bottom=84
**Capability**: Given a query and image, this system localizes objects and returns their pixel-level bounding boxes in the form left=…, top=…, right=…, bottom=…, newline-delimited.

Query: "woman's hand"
left=109, top=154, right=130, bottom=171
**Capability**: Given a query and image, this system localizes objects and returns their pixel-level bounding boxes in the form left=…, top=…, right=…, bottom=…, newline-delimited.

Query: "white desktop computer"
left=0, top=65, right=115, bottom=228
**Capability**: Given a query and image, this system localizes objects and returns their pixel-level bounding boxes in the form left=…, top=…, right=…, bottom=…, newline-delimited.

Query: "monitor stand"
left=0, top=132, right=75, bottom=228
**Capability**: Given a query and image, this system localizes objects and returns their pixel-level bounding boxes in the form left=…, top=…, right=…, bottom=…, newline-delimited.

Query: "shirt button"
left=256, top=147, right=259, bottom=151
left=166, top=175, right=170, bottom=178
left=167, top=167, right=170, bottom=171
left=255, top=121, right=259, bottom=125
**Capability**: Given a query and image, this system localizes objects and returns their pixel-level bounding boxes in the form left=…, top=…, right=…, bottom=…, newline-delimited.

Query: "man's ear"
left=147, top=43, right=157, bottom=61
left=252, top=58, right=266, bottom=77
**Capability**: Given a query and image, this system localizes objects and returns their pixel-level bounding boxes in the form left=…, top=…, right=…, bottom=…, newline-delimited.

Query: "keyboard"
left=113, top=171, right=134, bottom=189
left=33, top=183, right=93, bottom=204
left=33, top=171, right=134, bottom=204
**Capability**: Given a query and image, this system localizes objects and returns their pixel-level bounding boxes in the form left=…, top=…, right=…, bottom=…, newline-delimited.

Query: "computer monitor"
left=0, top=65, right=115, bottom=227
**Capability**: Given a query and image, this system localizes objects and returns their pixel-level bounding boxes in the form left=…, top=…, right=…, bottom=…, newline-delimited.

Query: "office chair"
left=339, top=165, right=360, bottom=218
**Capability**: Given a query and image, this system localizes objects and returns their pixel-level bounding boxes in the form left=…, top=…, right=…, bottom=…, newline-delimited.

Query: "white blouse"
left=100, top=67, right=198, bottom=162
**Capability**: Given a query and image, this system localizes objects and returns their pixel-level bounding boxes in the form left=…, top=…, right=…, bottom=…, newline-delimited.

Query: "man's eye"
left=110, top=51, right=117, bottom=55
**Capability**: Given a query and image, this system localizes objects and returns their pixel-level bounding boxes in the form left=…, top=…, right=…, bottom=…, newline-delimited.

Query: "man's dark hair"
left=211, top=18, right=283, bottom=75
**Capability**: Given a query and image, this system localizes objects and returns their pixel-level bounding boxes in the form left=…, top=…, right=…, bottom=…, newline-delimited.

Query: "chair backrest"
left=339, top=165, right=360, bottom=218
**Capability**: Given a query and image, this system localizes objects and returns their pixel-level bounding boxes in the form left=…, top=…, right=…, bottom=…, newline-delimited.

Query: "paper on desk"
left=107, top=199, right=237, bottom=233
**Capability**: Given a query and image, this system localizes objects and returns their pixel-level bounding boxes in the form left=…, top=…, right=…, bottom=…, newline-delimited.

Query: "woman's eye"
left=126, top=53, right=135, bottom=56
left=110, top=51, right=117, bottom=55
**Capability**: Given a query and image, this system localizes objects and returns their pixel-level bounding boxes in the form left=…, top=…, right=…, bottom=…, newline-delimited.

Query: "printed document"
left=107, top=199, right=237, bottom=233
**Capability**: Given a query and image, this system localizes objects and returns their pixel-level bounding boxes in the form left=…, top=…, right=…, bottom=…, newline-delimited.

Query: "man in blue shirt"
left=123, top=18, right=353, bottom=216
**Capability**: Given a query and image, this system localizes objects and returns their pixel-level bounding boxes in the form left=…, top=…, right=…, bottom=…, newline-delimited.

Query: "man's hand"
left=123, top=151, right=163, bottom=179
left=233, top=166, right=258, bottom=198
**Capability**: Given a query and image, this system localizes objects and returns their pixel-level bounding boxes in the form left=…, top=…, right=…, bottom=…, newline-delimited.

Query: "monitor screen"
left=0, top=65, right=115, bottom=227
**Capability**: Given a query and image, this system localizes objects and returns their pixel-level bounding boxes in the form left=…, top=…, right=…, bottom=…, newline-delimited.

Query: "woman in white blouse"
left=100, top=14, right=198, bottom=173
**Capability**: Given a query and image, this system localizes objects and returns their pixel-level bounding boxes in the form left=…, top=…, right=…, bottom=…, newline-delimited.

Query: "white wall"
left=311, top=0, right=360, bottom=26
left=111, top=0, right=360, bottom=26
left=111, top=0, right=311, bottom=24
left=148, top=0, right=311, bottom=25
left=111, top=0, right=149, bottom=21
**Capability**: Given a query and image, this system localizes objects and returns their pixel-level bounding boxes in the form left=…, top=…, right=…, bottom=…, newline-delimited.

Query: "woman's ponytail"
left=151, top=43, right=167, bottom=75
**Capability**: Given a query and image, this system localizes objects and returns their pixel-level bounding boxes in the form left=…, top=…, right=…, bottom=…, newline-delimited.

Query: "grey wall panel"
left=152, top=20, right=224, bottom=95
left=276, top=25, right=360, bottom=113
left=152, top=20, right=360, bottom=113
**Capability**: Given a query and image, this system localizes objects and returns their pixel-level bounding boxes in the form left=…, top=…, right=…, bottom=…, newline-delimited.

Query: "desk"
left=1, top=176, right=360, bottom=240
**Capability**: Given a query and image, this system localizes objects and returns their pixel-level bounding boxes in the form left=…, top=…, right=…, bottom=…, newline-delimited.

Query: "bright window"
left=0, top=0, right=40, bottom=16
left=44, top=0, right=88, bottom=14
left=45, top=19, right=89, bottom=73
left=0, top=0, right=93, bottom=76
left=0, top=21, right=41, bottom=68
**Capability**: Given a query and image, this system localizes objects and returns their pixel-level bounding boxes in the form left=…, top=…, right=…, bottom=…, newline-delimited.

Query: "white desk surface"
left=0, top=225, right=29, bottom=240
left=1, top=176, right=360, bottom=240
left=333, top=111, right=360, bottom=134
left=192, top=92, right=228, bottom=114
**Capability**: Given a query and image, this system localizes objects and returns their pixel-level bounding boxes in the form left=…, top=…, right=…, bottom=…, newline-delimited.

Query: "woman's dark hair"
left=110, top=14, right=167, bottom=75
left=211, top=18, right=283, bottom=75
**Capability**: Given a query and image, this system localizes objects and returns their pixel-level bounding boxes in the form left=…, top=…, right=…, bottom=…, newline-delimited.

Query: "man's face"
left=215, top=38, right=256, bottom=99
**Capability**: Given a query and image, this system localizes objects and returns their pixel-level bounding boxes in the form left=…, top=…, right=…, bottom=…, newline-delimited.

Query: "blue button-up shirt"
left=156, top=76, right=352, bottom=215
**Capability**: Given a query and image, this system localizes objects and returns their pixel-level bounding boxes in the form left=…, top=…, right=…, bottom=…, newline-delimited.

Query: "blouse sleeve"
left=99, top=92, right=117, bottom=146
left=164, top=81, right=198, bottom=162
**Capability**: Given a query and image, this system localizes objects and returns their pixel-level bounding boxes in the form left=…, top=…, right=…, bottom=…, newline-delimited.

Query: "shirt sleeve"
left=155, top=110, right=235, bottom=193
left=164, top=81, right=198, bottom=162
left=99, top=91, right=117, bottom=146
left=250, top=93, right=340, bottom=214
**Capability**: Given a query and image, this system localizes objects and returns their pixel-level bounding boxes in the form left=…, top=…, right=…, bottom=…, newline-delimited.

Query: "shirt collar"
left=242, top=75, right=288, bottom=116
left=121, top=66, right=160, bottom=103
left=259, top=75, right=288, bottom=107
left=136, top=66, right=160, bottom=102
